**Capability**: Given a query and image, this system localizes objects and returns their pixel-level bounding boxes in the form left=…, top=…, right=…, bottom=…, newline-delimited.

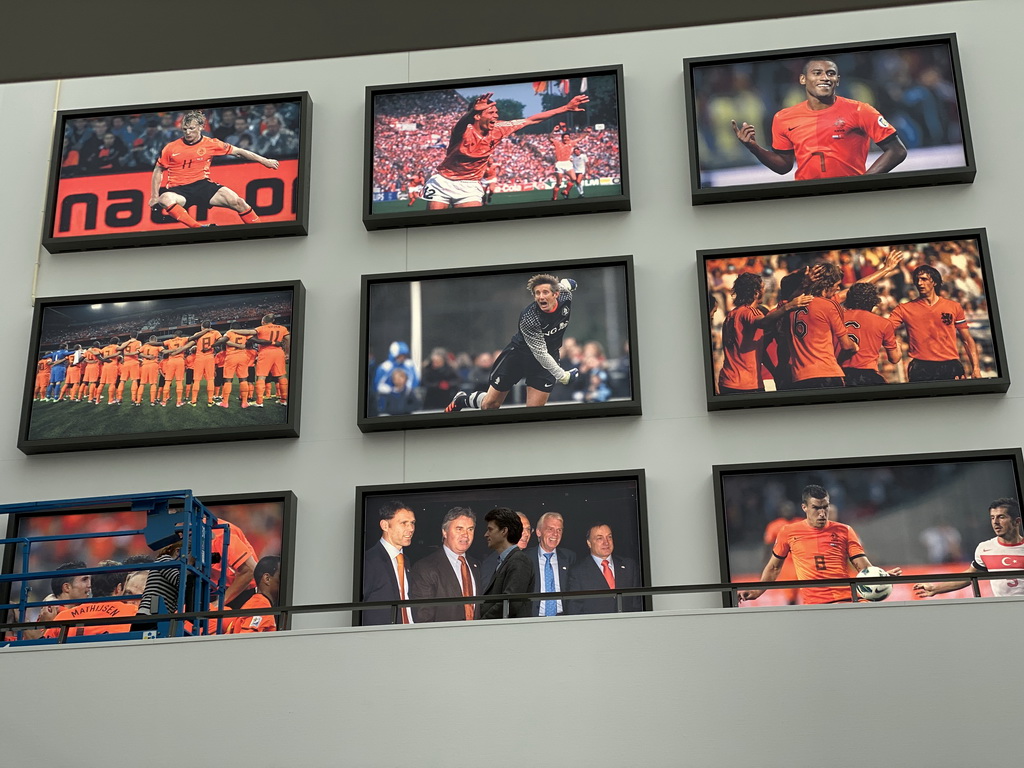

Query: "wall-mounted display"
left=2, top=490, right=296, bottom=637
left=684, top=34, right=974, bottom=205
left=363, top=65, right=629, bottom=230
left=354, top=470, right=650, bottom=625
left=19, top=280, right=304, bottom=454
left=358, top=255, right=640, bottom=433
left=715, top=449, right=1024, bottom=607
left=699, top=230, right=1008, bottom=411
left=42, top=92, right=311, bottom=253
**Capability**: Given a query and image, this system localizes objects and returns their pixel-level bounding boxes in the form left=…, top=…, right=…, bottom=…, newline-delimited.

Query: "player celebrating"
left=914, top=498, right=1024, bottom=599
left=888, top=263, right=980, bottom=381
left=149, top=109, right=280, bottom=229
left=787, top=263, right=857, bottom=388
left=841, top=282, right=901, bottom=385
left=446, top=273, right=579, bottom=412
left=731, top=57, right=907, bottom=180
left=424, top=92, right=589, bottom=209
left=739, top=484, right=902, bottom=605
left=550, top=128, right=577, bottom=200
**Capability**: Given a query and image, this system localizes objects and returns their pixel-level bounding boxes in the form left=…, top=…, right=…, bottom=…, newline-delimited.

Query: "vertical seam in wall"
left=32, top=78, right=62, bottom=308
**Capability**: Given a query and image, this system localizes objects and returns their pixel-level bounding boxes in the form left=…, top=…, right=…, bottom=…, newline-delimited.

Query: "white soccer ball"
left=855, top=566, right=893, bottom=601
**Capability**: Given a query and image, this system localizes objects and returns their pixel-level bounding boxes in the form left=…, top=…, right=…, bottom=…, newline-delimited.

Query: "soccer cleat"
left=160, top=401, right=167, bottom=407
left=445, top=391, right=469, bottom=413
left=217, top=402, right=229, bottom=408
left=208, top=402, right=215, bottom=407
left=278, top=400, right=287, bottom=406
left=187, top=402, right=197, bottom=407
left=250, top=402, right=264, bottom=408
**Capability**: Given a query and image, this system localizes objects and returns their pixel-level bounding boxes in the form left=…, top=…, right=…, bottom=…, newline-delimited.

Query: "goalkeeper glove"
left=557, top=367, right=579, bottom=385
left=559, top=278, right=577, bottom=292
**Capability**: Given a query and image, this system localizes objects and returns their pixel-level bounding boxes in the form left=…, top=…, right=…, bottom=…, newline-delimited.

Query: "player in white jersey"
left=914, top=498, right=1024, bottom=598
left=570, top=146, right=588, bottom=196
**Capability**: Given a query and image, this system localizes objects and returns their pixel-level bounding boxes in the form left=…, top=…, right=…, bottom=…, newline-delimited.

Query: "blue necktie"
left=543, top=553, right=556, bottom=616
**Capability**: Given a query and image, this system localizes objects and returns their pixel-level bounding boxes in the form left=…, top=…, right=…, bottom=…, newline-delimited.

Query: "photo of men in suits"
left=567, top=523, right=642, bottom=614
left=409, top=507, right=481, bottom=622
left=525, top=512, right=576, bottom=616
left=361, top=500, right=415, bottom=625
left=480, top=511, right=531, bottom=586
left=480, top=507, right=536, bottom=619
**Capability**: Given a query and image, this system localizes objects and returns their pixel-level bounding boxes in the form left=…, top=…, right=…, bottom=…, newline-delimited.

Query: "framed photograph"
left=699, top=229, right=1009, bottom=411
left=363, top=65, right=629, bottom=230
left=2, top=490, right=297, bottom=637
left=354, top=469, right=650, bottom=626
left=715, top=449, right=1024, bottom=608
left=42, top=92, right=312, bottom=253
left=684, top=34, right=975, bottom=205
left=358, top=255, right=641, bottom=433
left=18, top=280, right=304, bottom=454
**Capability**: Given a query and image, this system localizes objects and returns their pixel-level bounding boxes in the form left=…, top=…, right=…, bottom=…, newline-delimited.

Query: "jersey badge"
left=941, top=313, right=953, bottom=326
left=197, top=147, right=207, bottom=157
left=878, top=116, right=890, bottom=128
left=562, top=307, right=569, bottom=317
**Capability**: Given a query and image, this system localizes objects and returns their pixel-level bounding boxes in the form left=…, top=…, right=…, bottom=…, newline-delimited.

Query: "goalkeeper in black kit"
left=446, top=273, right=579, bottom=412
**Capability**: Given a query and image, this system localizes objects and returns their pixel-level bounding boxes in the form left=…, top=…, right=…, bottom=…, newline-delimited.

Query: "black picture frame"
left=684, top=34, right=975, bottom=205
left=1, top=489, right=297, bottom=633
left=354, top=469, right=651, bottom=625
left=699, top=229, right=1009, bottom=411
left=19, top=280, right=304, bottom=454
left=357, top=255, right=641, bottom=433
left=714, top=448, right=1024, bottom=608
left=42, top=92, right=312, bottom=253
left=362, top=65, right=629, bottom=230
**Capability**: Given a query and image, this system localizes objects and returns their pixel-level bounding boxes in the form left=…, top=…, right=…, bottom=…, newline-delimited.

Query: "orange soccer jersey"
left=719, top=304, right=766, bottom=391
left=42, top=600, right=138, bottom=639
left=771, top=96, right=897, bottom=180
left=120, top=339, right=142, bottom=379
left=773, top=519, right=866, bottom=604
left=789, top=297, right=846, bottom=381
left=888, top=297, right=966, bottom=362
left=225, top=592, right=276, bottom=634
left=162, top=336, right=189, bottom=379
left=437, top=122, right=520, bottom=181
left=100, top=344, right=121, bottom=384
left=222, top=330, right=252, bottom=378
left=552, top=138, right=574, bottom=162
left=157, top=136, right=233, bottom=187
left=255, top=323, right=288, bottom=377
left=840, top=308, right=898, bottom=371
left=83, top=347, right=103, bottom=382
left=210, top=521, right=258, bottom=592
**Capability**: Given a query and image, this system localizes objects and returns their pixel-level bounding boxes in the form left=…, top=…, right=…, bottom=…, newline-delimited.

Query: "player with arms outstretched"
left=424, top=92, right=589, bottom=209
left=150, top=109, right=280, bottom=229
left=914, top=498, right=1024, bottom=599
left=446, top=274, right=580, bottom=412
left=740, top=484, right=902, bottom=604
left=732, top=58, right=907, bottom=180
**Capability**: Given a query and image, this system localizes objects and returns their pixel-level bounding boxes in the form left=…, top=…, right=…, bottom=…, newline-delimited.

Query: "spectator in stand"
left=421, top=348, right=461, bottom=410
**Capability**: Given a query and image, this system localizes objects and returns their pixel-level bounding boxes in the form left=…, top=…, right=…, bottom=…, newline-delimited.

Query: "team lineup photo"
left=356, top=471, right=649, bottom=625
left=359, top=257, right=640, bottom=431
left=20, top=282, right=303, bottom=454
left=702, top=232, right=1007, bottom=409
left=716, top=451, right=1024, bottom=607
left=364, top=67, right=627, bottom=228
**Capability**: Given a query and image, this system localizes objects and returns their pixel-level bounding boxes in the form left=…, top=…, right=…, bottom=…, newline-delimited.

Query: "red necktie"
left=602, top=559, right=615, bottom=589
left=459, top=556, right=474, bottom=621
left=396, top=552, right=409, bottom=624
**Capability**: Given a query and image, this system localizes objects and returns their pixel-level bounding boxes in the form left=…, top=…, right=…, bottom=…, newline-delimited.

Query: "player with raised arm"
left=914, top=498, right=1024, bottom=599
left=888, top=263, right=980, bottom=381
left=446, top=274, right=580, bottom=412
left=731, top=57, right=907, bottom=180
left=424, top=92, right=589, bottom=209
left=149, top=109, right=280, bottom=229
left=739, top=484, right=902, bottom=605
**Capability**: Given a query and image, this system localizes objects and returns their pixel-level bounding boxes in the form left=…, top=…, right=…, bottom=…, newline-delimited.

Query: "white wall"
left=0, top=0, right=1019, bottom=763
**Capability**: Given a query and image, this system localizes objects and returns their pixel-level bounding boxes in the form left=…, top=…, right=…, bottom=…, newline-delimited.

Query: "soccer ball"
left=855, top=566, right=893, bottom=601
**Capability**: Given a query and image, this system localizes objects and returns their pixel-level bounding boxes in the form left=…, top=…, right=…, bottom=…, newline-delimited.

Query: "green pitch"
left=27, top=387, right=287, bottom=440
left=372, top=184, right=622, bottom=214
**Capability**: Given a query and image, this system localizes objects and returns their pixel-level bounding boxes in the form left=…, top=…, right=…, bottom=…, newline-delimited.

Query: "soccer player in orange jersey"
left=33, top=356, right=52, bottom=401
left=740, top=485, right=902, bottom=605
left=481, top=161, right=498, bottom=204
left=185, top=320, right=222, bottom=406
left=218, top=323, right=256, bottom=408
left=82, top=341, right=103, bottom=403
left=42, top=561, right=138, bottom=639
left=715, top=272, right=810, bottom=394
left=550, top=129, right=578, bottom=200
left=249, top=313, right=290, bottom=407
left=209, top=519, right=259, bottom=609
left=840, top=282, right=902, bottom=385
left=424, top=92, right=589, bottom=209
left=787, top=263, right=857, bottom=388
left=225, top=555, right=281, bottom=634
left=160, top=334, right=190, bottom=407
left=149, top=110, right=280, bottom=229
left=731, top=58, right=907, bottom=181
left=406, top=173, right=425, bottom=207
left=115, top=333, right=142, bottom=405
left=99, top=338, right=123, bottom=405
left=139, top=335, right=164, bottom=405
left=888, top=263, right=980, bottom=381
left=62, top=346, right=84, bottom=401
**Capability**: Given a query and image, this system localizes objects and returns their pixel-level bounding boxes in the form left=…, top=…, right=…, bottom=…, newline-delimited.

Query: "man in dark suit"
left=480, top=507, right=536, bottom=619
left=409, top=507, right=481, bottom=622
left=480, top=511, right=532, bottom=586
left=361, top=500, right=416, bottom=625
left=524, top=511, right=576, bottom=617
left=566, top=523, right=642, bottom=615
